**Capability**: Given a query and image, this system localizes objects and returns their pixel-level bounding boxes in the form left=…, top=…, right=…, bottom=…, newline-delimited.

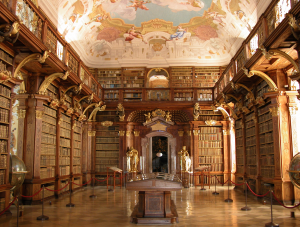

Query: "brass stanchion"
left=66, top=180, right=75, bottom=207
left=89, top=178, right=97, bottom=198
left=265, top=190, right=279, bottom=227
left=212, top=175, right=219, bottom=195
left=37, top=186, right=49, bottom=220
left=241, top=181, right=251, bottom=211
left=224, top=179, right=233, bottom=203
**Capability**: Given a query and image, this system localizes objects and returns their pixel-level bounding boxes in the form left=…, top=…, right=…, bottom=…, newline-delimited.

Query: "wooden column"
left=81, top=122, right=89, bottom=183
left=86, top=123, right=95, bottom=184
left=222, top=121, right=230, bottom=183
left=16, top=94, right=28, bottom=159
left=253, top=106, right=261, bottom=193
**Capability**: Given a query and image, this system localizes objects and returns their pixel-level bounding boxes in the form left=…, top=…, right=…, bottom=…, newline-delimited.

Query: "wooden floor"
left=1, top=185, right=300, bottom=227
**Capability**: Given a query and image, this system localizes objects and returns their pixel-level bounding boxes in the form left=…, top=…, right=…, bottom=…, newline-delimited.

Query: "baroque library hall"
left=1, top=0, right=300, bottom=226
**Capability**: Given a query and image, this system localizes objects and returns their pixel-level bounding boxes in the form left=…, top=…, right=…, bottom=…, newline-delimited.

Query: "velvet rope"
left=21, top=187, right=43, bottom=198
left=272, top=192, right=300, bottom=209
left=94, top=177, right=110, bottom=182
left=114, top=173, right=127, bottom=179
left=230, top=180, right=244, bottom=186
left=0, top=197, right=17, bottom=216
left=214, top=175, right=228, bottom=185
left=246, top=183, right=270, bottom=197
left=72, top=178, right=93, bottom=186
left=45, top=182, right=70, bottom=192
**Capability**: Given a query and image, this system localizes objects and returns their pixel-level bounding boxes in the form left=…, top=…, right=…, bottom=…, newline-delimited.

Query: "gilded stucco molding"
left=88, top=131, right=96, bottom=137
left=35, top=110, right=43, bottom=119
left=134, top=131, right=140, bottom=136
left=64, top=83, right=83, bottom=95
left=126, top=131, right=131, bottom=137
left=119, top=131, right=125, bottom=136
left=178, top=131, right=184, bottom=137
left=18, top=109, right=26, bottom=119
left=38, top=71, right=69, bottom=95
left=269, top=107, right=279, bottom=117
left=193, top=130, right=199, bottom=136
left=87, top=104, right=106, bottom=122
left=205, top=120, right=217, bottom=126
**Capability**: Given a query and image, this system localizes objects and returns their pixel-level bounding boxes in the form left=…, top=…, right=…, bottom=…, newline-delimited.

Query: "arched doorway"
left=152, top=136, right=168, bottom=173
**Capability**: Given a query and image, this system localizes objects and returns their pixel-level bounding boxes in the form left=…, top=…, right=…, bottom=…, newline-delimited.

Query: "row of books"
left=245, top=112, right=254, bottom=122
left=259, top=120, right=273, bottom=133
left=260, top=154, right=274, bottom=166
left=246, top=155, right=256, bottom=165
left=42, top=122, right=56, bottom=134
left=0, top=96, right=10, bottom=109
left=61, top=114, right=71, bottom=123
left=245, top=136, right=256, bottom=146
left=73, top=141, right=81, bottom=149
left=59, top=157, right=70, bottom=165
left=60, top=121, right=71, bottom=130
left=43, top=184, right=55, bottom=197
left=40, top=155, right=55, bottom=166
left=198, top=141, right=222, bottom=148
left=174, top=97, right=193, bottom=102
left=236, top=156, right=244, bottom=165
left=198, top=148, right=222, bottom=155
left=96, top=143, right=119, bottom=150
left=96, top=151, right=119, bottom=157
left=260, top=132, right=273, bottom=144
left=236, top=128, right=243, bottom=137
left=197, top=94, right=213, bottom=101
left=0, top=125, right=8, bottom=138
left=246, top=127, right=255, bottom=137
left=96, top=137, right=119, bottom=143
left=60, top=128, right=71, bottom=138
left=74, top=133, right=81, bottom=141
left=196, top=175, right=224, bottom=185
left=60, top=138, right=70, bottom=147
left=0, top=154, right=7, bottom=167
left=199, top=133, right=222, bottom=141
left=246, top=146, right=256, bottom=156
left=174, top=92, right=193, bottom=98
left=0, top=170, right=5, bottom=185
left=97, top=131, right=119, bottom=137
left=260, top=144, right=274, bottom=155
left=258, top=103, right=271, bottom=115
left=198, top=155, right=222, bottom=164
left=0, top=85, right=11, bottom=98
left=245, top=120, right=255, bottom=128
left=73, top=157, right=81, bottom=165
left=73, top=166, right=81, bottom=175
left=41, top=144, right=56, bottom=155
left=236, top=165, right=244, bottom=174
left=236, top=136, right=243, bottom=147
left=199, top=127, right=222, bottom=133
left=257, top=86, right=269, bottom=98
left=0, top=197, right=5, bottom=212
left=0, top=49, right=13, bottom=64
left=95, top=164, right=118, bottom=172
left=0, top=108, right=9, bottom=123
left=41, top=133, right=56, bottom=145
left=43, top=114, right=56, bottom=126
left=0, top=61, right=9, bottom=72
left=258, top=112, right=272, bottom=123
left=60, top=147, right=70, bottom=156
left=74, top=148, right=81, bottom=157
left=198, top=116, right=222, bottom=121
left=235, top=119, right=242, bottom=129
left=46, top=90, right=58, bottom=100
left=74, top=125, right=81, bottom=134
left=95, top=158, right=118, bottom=164
left=198, top=163, right=223, bottom=172
left=246, top=166, right=257, bottom=176
left=60, top=166, right=70, bottom=176
left=0, top=140, right=7, bottom=153
left=105, top=93, right=119, bottom=99
left=261, top=166, right=275, bottom=178
left=44, top=105, right=57, bottom=117
left=47, top=83, right=59, bottom=95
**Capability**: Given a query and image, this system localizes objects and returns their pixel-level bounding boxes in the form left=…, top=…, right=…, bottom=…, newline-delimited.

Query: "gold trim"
left=88, top=131, right=96, bottom=137
left=58, top=117, right=62, bottom=125
left=35, top=110, right=43, bottom=119
left=193, top=130, right=199, bottom=136
left=64, top=83, right=83, bottom=95
left=205, top=120, right=217, bottom=126
left=87, top=104, right=106, bottom=122
left=126, top=131, right=131, bottom=137
left=38, top=71, right=69, bottom=95
left=101, top=121, right=113, bottom=127
left=82, top=102, right=103, bottom=116
left=18, top=109, right=26, bottom=119
left=187, top=131, right=191, bottom=136
left=268, top=49, right=299, bottom=73
left=178, top=131, right=184, bottom=137
left=244, top=69, right=278, bottom=92
left=119, top=131, right=125, bottom=136
left=134, top=131, right=140, bottom=137
left=289, top=106, right=298, bottom=116
left=147, top=68, right=169, bottom=79
left=223, top=129, right=230, bottom=135
left=269, top=107, right=279, bottom=117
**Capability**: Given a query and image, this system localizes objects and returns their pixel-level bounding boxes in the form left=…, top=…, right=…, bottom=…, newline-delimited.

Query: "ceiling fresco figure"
left=179, top=0, right=204, bottom=9
left=125, top=26, right=148, bottom=44
left=127, top=0, right=150, bottom=11
left=169, top=26, right=187, bottom=41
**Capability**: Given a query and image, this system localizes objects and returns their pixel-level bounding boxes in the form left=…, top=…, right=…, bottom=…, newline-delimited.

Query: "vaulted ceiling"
left=39, top=0, right=271, bottom=68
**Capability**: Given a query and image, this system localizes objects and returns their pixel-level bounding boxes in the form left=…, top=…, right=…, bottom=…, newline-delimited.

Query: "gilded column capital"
left=18, top=109, right=26, bottom=119
left=187, top=131, right=191, bottom=136
left=269, top=107, right=279, bottom=117
left=35, top=110, right=43, bottom=119
left=134, top=131, right=140, bottom=137
left=193, top=130, right=199, bottom=136
left=126, top=131, right=131, bottom=137
left=223, top=129, right=230, bottom=135
left=119, top=131, right=125, bottom=136
left=289, top=106, right=298, bottom=116
left=88, top=131, right=96, bottom=137
left=178, top=131, right=184, bottom=137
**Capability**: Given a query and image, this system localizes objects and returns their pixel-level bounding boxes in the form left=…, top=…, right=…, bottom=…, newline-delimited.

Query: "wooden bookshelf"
left=171, top=67, right=193, bottom=87
left=122, top=68, right=145, bottom=88
left=196, top=126, right=224, bottom=185
left=245, top=111, right=257, bottom=178
left=194, top=67, right=219, bottom=87
left=96, top=69, right=122, bottom=88
left=174, top=89, right=193, bottom=101
left=46, top=83, right=59, bottom=100
left=235, top=118, right=244, bottom=177
left=73, top=119, right=82, bottom=175
left=95, top=125, right=119, bottom=174
left=198, top=110, right=223, bottom=121
left=197, top=89, right=213, bottom=101
left=67, top=52, right=78, bottom=76
left=59, top=114, right=71, bottom=177
left=123, top=89, right=142, bottom=101
left=104, top=90, right=119, bottom=101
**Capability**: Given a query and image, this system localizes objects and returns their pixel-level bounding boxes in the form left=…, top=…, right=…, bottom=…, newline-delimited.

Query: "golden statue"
left=165, top=111, right=172, bottom=122
left=193, top=103, right=200, bottom=120
left=117, top=103, right=125, bottom=121
left=144, top=112, right=151, bottom=123
left=178, top=146, right=191, bottom=172
left=127, top=147, right=139, bottom=172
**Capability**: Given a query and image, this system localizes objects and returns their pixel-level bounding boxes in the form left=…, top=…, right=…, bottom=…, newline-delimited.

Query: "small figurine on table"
left=127, top=147, right=139, bottom=173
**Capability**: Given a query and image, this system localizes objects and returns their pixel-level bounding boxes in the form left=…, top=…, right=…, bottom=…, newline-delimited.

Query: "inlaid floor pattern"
left=1, top=185, right=300, bottom=227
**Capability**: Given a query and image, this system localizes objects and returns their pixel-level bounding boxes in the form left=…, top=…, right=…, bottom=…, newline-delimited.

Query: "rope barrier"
left=230, top=180, right=244, bottom=186
left=271, top=192, right=300, bottom=209
left=214, top=176, right=228, bottom=185
left=45, top=182, right=70, bottom=192
left=94, top=177, right=109, bottom=182
left=246, top=183, right=270, bottom=197
left=0, top=197, right=17, bottom=216
left=21, top=187, right=43, bottom=198
left=72, top=178, right=93, bottom=186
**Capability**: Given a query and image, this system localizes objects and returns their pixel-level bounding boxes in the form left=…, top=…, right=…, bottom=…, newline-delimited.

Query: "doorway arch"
left=141, top=131, right=176, bottom=174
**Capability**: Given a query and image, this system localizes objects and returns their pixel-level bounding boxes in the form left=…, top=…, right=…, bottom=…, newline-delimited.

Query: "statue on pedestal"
left=144, top=112, right=151, bottom=123
left=178, top=146, right=191, bottom=172
left=193, top=103, right=200, bottom=120
left=127, top=147, right=139, bottom=172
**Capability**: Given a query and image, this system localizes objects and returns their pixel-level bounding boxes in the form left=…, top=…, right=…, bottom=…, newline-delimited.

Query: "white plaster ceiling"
left=39, top=0, right=271, bottom=68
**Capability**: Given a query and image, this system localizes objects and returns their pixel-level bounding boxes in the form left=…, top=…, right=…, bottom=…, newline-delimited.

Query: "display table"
left=194, top=166, right=210, bottom=189
left=126, top=173, right=182, bottom=224
left=107, top=167, right=122, bottom=190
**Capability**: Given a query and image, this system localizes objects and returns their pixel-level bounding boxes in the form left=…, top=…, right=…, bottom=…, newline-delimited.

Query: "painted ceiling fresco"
left=39, top=0, right=271, bottom=68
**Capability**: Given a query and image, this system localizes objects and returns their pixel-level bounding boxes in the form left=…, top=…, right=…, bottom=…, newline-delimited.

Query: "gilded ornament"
left=49, top=99, right=59, bottom=109
left=223, top=129, right=230, bottom=135
left=126, top=131, right=131, bottom=137
left=101, top=121, right=113, bottom=127
left=258, top=45, right=273, bottom=60
left=66, top=108, right=74, bottom=116
left=72, top=122, right=76, bottom=130
left=152, top=109, right=165, bottom=118
left=241, top=106, right=250, bottom=114
left=35, top=110, right=43, bottom=119
left=269, top=107, right=279, bottom=117
left=18, top=109, right=26, bottom=119
left=0, top=70, right=12, bottom=84
left=38, top=72, right=69, bottom=95
left=88, top=131, right=96, bottom=137
left=178, top=131, right=184, bottom=137
left=144, top=112, right=152, bottom=123
left=289, top=106, right=298, bottom=116
left=78, top=114, right=86, bottom=122
left=117, top=103, right=125, bottom=121
left=88, top=104, right=106, bottom=122
left=193, top=130, right=199, bottom=136
left=205, top=120, right=217, bottom=126
left=134, top=131, right=140, bottom=137
left=193, top=103, right=200, bottom=120
left=38, top=50, right=50, bottom=64
left=58, top=117, right=62, bottom=125
left=119, top=131, right=125, bottom=136
left=165, top=111, right=172, bottom=122
left=246, top=70, right=278, bottom=92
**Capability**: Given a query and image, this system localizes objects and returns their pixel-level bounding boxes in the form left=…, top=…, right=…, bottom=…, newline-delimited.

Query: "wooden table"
left=106, top=167, right=122, bottom=190
left=126, top=173, right=182, bottom=224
